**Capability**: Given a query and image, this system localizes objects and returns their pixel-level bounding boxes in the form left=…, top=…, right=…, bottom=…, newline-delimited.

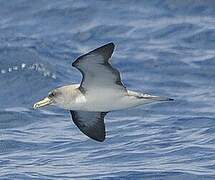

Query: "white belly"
left=67, top=89, right=148, bottom=112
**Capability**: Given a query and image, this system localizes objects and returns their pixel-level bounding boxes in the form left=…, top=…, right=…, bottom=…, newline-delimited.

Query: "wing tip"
left=86, top=128, right=106, bottom=142
left=91, top=135, right=106, bottom=142
left=72, top=42, right=115, bottom=67
left=106, top=42, right=115, bottom=48
left=104, top=42, right=115, bottom=52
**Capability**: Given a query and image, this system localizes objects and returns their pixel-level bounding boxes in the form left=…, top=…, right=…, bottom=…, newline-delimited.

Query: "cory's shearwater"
left=33, top=42, right=173, bottom=142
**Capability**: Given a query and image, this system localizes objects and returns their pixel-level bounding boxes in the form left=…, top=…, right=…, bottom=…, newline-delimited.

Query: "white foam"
left=13, top=66, right=18, bottom=70
left=0, top=62, right=57, bottom=79
left=8, top=67, right=12, bottom=72
left=21, top=63, right=26, bottom=69
left=1, top=69, right=6, bottom=74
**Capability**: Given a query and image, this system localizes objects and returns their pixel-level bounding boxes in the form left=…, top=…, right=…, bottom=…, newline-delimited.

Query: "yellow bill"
left=33, top=97, right=53, bottom=109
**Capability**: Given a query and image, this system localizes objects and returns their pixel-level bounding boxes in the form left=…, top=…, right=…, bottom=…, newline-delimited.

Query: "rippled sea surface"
left=1, top=0, right=215, bottom=179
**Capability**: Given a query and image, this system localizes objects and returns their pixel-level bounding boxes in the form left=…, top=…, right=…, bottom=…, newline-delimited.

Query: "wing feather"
left=70, top=111, right=108, bottom=142
left=72, top=43, right=126, bottom=93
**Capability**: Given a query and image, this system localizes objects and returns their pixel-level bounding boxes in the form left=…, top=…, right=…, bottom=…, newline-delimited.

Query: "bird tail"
left=138, top=93, right=174, bottom=101
left=148, top=95, right=174, bottom=101
left=127, top=90, right=174, bottom=101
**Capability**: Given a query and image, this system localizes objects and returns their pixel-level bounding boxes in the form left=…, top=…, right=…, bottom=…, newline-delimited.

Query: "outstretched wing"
left=70, top=110, right=108, bottom=142
left=72, top=42, right=126, bottom=93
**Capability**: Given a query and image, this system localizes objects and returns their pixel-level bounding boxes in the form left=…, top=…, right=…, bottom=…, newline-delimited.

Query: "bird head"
left=33, top=89, right=63, bottom=109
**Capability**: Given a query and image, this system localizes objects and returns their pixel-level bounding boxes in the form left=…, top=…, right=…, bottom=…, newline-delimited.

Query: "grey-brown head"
left=33, top=89, right=63, bottom=109
left=33, top=85, right=80, bottom=109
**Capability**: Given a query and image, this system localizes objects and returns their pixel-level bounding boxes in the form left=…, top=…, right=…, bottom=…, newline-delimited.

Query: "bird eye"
left=48, top=92, right=55, bottom=98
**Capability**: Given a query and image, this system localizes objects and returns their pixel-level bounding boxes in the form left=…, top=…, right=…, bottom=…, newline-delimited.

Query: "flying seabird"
left=33, top=42, right=173, bottom=142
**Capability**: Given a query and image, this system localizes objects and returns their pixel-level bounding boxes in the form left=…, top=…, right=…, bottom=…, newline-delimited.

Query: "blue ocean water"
left=1, top=0, right=215, bottom=179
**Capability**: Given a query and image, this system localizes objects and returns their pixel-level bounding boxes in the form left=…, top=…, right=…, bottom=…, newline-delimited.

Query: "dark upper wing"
left=70, top=110, right=108, bottom=142
left=72, top=43, right=126, bottom=93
